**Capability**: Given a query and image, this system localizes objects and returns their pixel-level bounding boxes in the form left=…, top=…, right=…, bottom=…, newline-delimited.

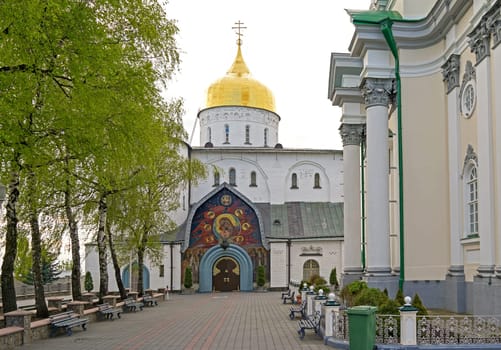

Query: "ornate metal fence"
left=330, top=312, right=501, bottom=346
left=417, top=315, right=501, bottom=345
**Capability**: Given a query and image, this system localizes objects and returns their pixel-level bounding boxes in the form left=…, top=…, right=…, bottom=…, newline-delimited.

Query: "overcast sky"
left=165, top=0, right=371, bottom=150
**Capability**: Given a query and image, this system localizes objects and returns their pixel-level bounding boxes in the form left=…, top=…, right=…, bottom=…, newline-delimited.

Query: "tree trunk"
left=137, top=230, right=148, bottom=296
left=0, top=173, right=20, bottom=313
left=106, top=223, right=127, bottom=300
left=97, top=193, right=109, bottom=300
left=29, top=209, right=49, bottom=318
left=64, top=179, right=82, bottom=301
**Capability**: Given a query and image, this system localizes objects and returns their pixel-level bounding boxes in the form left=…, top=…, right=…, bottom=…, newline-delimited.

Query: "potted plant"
left=183, top=266, right=194, bottom=294
left=84, top=271, right=94, bottom=292
left=256, top=265, right=266, bottom=291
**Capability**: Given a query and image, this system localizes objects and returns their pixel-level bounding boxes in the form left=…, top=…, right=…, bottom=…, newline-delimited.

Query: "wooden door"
left=213, top=257, right=240, bottom=292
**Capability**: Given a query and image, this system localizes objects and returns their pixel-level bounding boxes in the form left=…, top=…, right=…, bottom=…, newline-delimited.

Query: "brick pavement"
left=20, top=291, right=331, bottom=350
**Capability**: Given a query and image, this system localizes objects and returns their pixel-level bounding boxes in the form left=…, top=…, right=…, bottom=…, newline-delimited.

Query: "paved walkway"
left=21, top=291, right=331, bottom=350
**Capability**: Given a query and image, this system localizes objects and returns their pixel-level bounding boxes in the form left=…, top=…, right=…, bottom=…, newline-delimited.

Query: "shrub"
left=353, top=287, right=388, bottom=307
left=184, top=266, right=193, bottom=289
left=308, top=274, right=327, bottom=286
left=84, top=271, right=93, bottom=292
left=314, top=285, right=331, bottom=295
left=257, top=265, right=266, bottom=287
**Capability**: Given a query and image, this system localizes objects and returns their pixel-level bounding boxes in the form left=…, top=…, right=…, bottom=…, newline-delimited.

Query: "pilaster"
left=469, top=14, right=496, bottom=277
left=441, top=54, right=464, bottom=275
left=487, top=1, right=501, bottom=278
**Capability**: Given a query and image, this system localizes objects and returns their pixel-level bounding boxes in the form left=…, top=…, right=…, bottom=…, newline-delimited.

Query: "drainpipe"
left=352, top=10, right=417, bottom=292
left=360, top=133, right=366, bottom=271
left=287, top=239, right=291, bottom=288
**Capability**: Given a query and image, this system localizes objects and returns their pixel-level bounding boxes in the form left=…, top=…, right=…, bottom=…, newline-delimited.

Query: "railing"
left=329, top=311, right=501, bottom=346
left=417, top=315, right=501, bottom=345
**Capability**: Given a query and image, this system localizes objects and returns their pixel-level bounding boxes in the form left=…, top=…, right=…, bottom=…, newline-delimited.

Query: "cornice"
left=349, top=0, right=473, bottom=57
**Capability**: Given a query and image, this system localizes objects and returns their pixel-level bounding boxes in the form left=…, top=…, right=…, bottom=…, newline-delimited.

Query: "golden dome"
left=205, top=44, right=276, bottom=112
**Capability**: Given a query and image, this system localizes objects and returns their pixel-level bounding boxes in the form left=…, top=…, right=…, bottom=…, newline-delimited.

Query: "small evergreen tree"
left=412, top=293, right=428, bottom=315
left=329, top=268, right=339, bottom=290
left=257, top=265, right=266, bottom=287
left=395, top=289, right=405, bottom=305
left=84, top=271, right=94, bottom=292
left=184, top=266, right=193, bottom=289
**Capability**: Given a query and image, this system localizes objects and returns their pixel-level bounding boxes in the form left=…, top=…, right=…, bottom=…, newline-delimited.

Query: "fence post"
left=322, top=292, right=340, bottom=338
left=399, top=296, right=418, bottom=345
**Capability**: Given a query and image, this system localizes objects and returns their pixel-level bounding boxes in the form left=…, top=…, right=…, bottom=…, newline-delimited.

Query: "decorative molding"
left=468, top=19, right=491, bottom=64
left=361, top=78, right=394, bottom=108
left=339, top=124, right=365, bottom=147
left=459, top=61, right=476, bottom=118
left=486, top=1, right=501, bottom=48
left=441, top=54, right=460, bottom=94
left=462, top=144, right=478, bottom=177
left=300, top=245, right=323, bottom=256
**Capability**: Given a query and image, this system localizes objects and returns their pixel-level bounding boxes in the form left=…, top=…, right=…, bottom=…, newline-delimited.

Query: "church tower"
left=198, top=22, right=280, bottom=148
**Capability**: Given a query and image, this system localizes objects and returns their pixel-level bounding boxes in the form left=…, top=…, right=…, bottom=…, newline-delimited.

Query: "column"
left=441, top=54, right=466, bottom=313
left=339, top=123, right=365, bottom=285
left=361, top=78, right=393, bottom=278
left=469, top=18, right=496, bottom=276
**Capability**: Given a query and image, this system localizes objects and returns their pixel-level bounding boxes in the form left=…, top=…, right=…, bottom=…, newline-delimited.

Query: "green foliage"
left=315, top=285, right=331, bottom=295
left=412, top=293, right=428, bottom=315
left=257, top=265, right=266, bottom=287
left=308, top=274, right=327, bottom=286
left=15, top=238, right=62, bottom=286
left=184, top=266, right=193, bottom=289
left=378, top=298, right=400, bottom=315
left=353, top=287, right=388, bottom=307
left=329, top=268, right=339, bottom=289
left=395, top=288, right=405, bottom=305
left=84, top=271, right=94, bottom=293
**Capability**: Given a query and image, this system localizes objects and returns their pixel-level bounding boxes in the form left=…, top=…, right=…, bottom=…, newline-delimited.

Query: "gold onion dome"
left=205, top=42, right=276, bottom=112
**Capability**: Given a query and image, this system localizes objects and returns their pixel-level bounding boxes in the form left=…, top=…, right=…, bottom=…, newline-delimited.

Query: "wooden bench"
left=297, top=311, right=321, bottom=339
left=283, top=291, right=295, bottom=304
left=97, top=303, right=122, bottom=320
left=49, top=311, right=88, bottom=337
left=142, top=295, right=158, bottom=307
left=289, top=300, right=307, bottom=320
left=124, top=298, right=144, bottom=312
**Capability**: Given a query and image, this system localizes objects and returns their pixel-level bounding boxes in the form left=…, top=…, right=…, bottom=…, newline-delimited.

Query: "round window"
left=461, top=81, right=476, bottom=118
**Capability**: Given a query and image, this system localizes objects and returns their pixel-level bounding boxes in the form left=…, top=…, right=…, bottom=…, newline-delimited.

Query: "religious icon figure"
left=213, top=213, right=241, bottom=243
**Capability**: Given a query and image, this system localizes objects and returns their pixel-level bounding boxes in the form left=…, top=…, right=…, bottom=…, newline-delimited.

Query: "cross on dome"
left=232, top=20, right=247, bottom=46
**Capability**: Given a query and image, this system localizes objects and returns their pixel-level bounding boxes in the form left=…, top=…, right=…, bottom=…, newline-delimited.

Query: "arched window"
left=229, top=168, right=236, bottom=186
left=213, top=171, right=220, bottom=187
left=207, top=127, right=211, bottom=143
left=465, top=165, right=478, bottom=236
left=224, top=124, right=230, bottom=144
left=291, top=173, right=298, bottom=189
left=314, top=173, right=321, bottom=188
left=264, top=128, right=268, bottom=147
left=250, top=171, right=257, bottom=187
left=303, top=260, right=319, bottom=282
left=245, top=125, right=251, bottom=144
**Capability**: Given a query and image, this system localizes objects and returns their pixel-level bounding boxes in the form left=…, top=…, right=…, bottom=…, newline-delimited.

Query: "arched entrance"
left=213, top=257, right=240, bottom=292
left=199, top=244, right=253, bottom=292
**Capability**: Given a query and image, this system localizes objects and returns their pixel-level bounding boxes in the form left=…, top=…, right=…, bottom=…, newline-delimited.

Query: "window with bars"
left=250, top=171, right=257, bottom=187
left=245, top=125, right=251, bottom=144
left=224, top=124, right=230, bottom=144
left=303, top=259, right=319, bottom=282
left=466, top=166, right=478, bottom=235
left=229, top=168, right=236, bottom=186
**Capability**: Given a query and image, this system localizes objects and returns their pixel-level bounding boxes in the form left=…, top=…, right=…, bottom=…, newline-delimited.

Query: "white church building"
left=86, top=34, right=345, bottom=294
